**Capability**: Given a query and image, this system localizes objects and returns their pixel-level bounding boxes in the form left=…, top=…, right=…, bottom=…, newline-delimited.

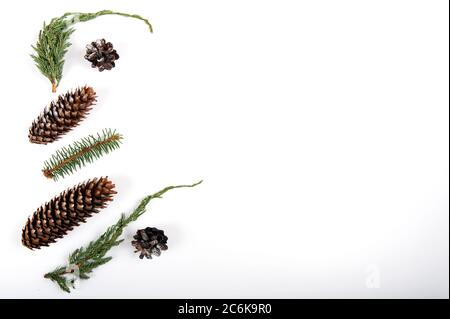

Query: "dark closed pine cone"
left=22, top=177, right=116, bottom=250
left=132, top=227, right=168, bottom=259
left=29, top=86, right=97, bottom=145
left=85, top=39, right=119, bottom=71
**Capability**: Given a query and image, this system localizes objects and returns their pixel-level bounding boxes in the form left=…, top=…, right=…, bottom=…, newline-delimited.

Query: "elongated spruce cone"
left=22, top=177, right=116, bottom=250
left=29, top=86, right=97, bottom=144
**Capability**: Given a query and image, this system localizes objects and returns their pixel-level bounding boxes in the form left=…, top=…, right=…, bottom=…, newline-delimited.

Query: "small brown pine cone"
left=28, top=86, right=97, bottom=145
left=85, top=39, right=120, bottom=71
left=132, top=227, right=168, bottom=259
left=22, top=177, right=116, bottom=250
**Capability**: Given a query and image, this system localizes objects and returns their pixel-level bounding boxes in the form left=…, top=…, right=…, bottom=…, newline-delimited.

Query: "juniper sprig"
left=31, top=10, right=153, bottom=92
left=44, top=180, right=203, bottom=293
left=42, top=129, right=122, bottom=181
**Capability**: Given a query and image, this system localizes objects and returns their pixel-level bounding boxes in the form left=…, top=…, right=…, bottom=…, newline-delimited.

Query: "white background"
left=0, top=0, right=448, bottom=298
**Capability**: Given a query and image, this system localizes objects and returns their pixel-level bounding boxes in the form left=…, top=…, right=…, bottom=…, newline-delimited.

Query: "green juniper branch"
left=44, top=180, right=203, bottom=293
left=31, top=10, right=153, bottom=92
left=43, top=129, right=123, bottom=181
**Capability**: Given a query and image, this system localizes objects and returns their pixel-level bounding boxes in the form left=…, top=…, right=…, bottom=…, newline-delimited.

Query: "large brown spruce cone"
left=22, top=177, right=116, bottom=250
left=29, top=86, right=97, bottom=145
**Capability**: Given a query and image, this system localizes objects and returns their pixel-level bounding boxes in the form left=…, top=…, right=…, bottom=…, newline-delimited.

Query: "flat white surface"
left=0, top=0, right=448, bottom=298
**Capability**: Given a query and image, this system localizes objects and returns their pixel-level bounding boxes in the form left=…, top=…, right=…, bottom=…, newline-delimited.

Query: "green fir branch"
left=44, top=180, right=203, bottom=293
left=31, top=10, right=153, bottom=92
left=43, top=129, right=123, bottom=181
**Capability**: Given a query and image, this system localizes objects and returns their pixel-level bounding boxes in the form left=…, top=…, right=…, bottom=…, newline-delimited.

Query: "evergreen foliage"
left=31, top=10, right=153, bottom=92
left=43, top=129, right=123, bottom=181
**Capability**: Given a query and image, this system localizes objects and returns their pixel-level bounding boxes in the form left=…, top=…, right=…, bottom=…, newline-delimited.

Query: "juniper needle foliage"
left=31, top=10, right=153, bottom=92
left=44, top=180, right=202, bottom=293
left=43, top=129, right=123, bottom=181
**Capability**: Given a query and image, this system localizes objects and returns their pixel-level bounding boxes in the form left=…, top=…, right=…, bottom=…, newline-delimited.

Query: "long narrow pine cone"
left=29, top=86, right=97, bottom=144
left=22, top=177, right=116, bottom=250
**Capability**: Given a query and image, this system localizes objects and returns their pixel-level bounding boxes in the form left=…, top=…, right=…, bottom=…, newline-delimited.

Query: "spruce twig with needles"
left=43, top=129, right=123, bottom=181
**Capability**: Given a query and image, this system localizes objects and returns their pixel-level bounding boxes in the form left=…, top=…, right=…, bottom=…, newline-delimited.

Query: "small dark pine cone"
left=132, top=227, right=168, bottom=259
left=84, top=39, right=119, bottom=71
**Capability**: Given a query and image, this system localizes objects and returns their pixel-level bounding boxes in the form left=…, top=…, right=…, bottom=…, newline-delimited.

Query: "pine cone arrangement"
left=22, top=177, right=116, bottom=250
left=132, top=227, right=168, bottom=259
left=29, top=86, right=97, bottom=145
left=84, top=39, right=119, bottom=71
